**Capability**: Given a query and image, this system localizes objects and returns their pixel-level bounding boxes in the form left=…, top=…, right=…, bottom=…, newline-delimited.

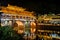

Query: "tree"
left=0, top=26, right=24, bottom=40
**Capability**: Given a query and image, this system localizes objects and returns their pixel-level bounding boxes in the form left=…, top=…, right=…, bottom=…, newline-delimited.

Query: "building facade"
left=0, top=4, right=36, bottom=36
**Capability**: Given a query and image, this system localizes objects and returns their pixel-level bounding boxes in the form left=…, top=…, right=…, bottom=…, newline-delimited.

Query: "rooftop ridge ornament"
left=1, top=4, right=36, bottom=18
left=7, top=4, right=26, bottom=12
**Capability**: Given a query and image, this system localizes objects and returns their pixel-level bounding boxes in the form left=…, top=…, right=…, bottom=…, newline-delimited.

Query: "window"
left=23, top=17, right=25, bottom=19
left=3, top=15, right=6, bottom=19
left=12, top=16, right=15, bottom=19
left=20, top=16, right=22, bottom=19
left=16, top=16, right=19, bottom=19
left=26, top=17, right=29, bottom=19
left=31, top=18, right=33, bottom=20
left=6, top=15, right=11, bottom=19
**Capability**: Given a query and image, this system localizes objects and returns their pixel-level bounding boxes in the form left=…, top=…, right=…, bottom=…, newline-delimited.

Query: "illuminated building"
left=38, top=14, right=60, bottom=24
left=37, top=14, right=60, bottom=40
left=1, top=4, right=36, bottom=34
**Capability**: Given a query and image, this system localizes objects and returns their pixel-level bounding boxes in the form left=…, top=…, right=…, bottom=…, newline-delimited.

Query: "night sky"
left=0, top=0, right=60, bottom=14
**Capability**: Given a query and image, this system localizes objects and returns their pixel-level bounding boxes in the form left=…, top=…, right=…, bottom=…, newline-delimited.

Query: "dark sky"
left=0, top=0, right=60, bottom=14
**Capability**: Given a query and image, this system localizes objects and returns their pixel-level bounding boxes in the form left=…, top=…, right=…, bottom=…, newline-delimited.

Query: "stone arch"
left=30, top=22, right=36, bottom=33
left=13, top=22, right=18, bottom=27
left=16, top=20, right=24, bottom=27
left=13, top=22, right=18, bottom=31
left=30, top=22, right=36, bottom=28
left=15, top=20, right=25, bottom=34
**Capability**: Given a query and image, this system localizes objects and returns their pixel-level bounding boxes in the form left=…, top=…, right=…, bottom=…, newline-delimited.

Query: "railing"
left=38, top=23, right=60, bottom=26
left=38, top=35, right=60, bottom=39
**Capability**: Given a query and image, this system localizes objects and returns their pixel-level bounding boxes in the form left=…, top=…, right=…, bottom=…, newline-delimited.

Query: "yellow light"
left=8, top=4, right=25, bottom=12
left=16, top=21, right=24, bottom=26
left=31, top=22, right=36, bottom=26
left=30, top=22, right=36, bottom=28
left=31, top=28, right=36, bottom=33
left=18, top=30, right=24, bottom=34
